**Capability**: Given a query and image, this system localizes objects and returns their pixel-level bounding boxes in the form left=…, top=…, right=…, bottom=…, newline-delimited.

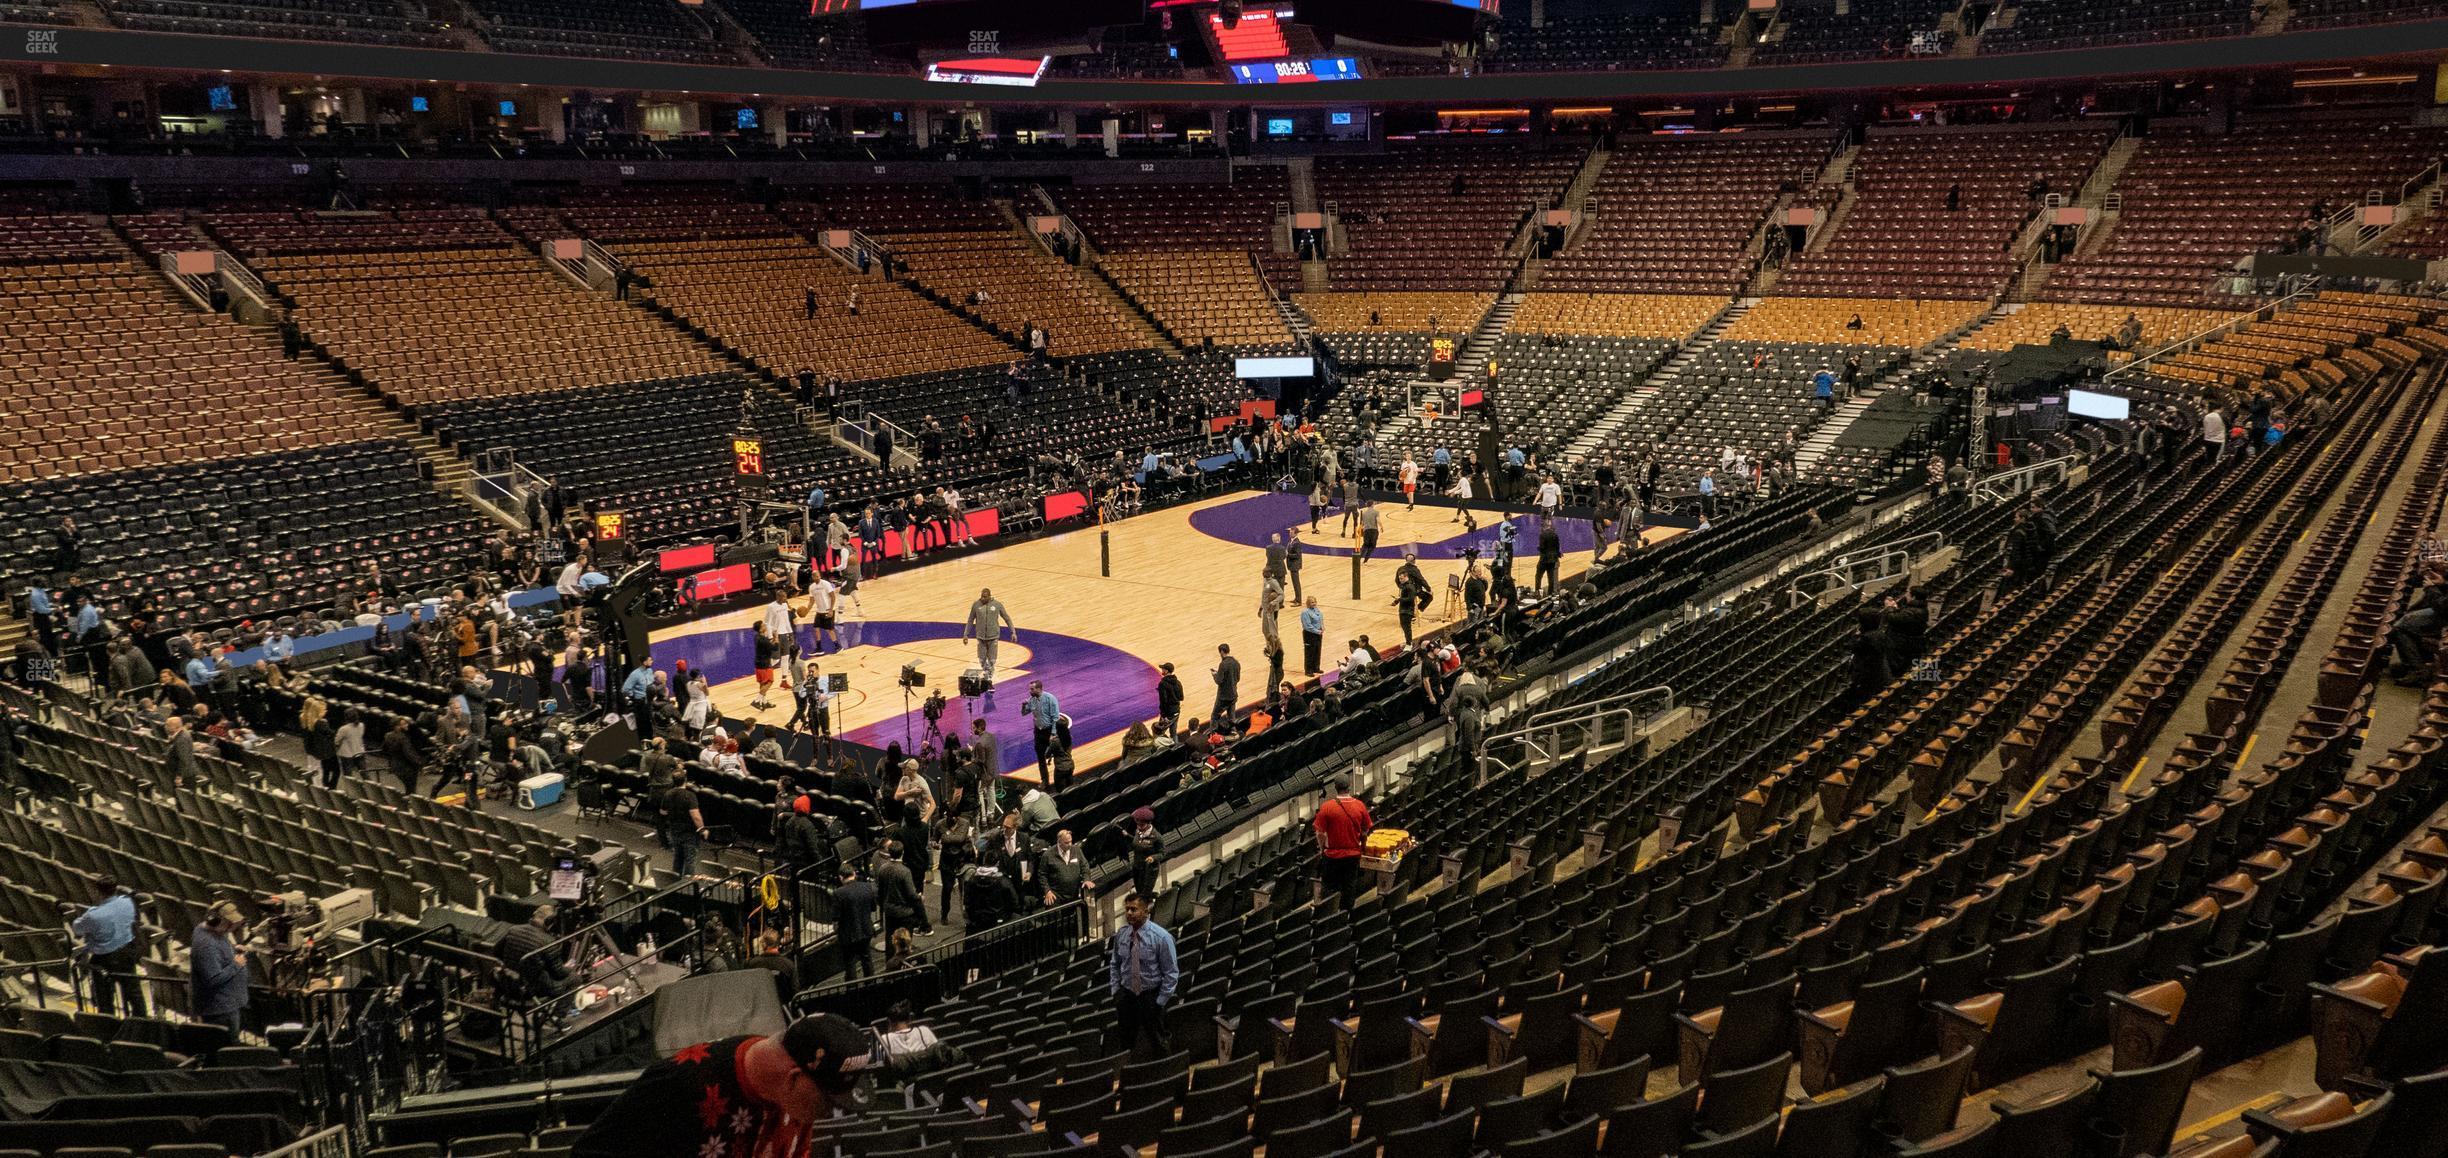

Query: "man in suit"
left=983, top=809, right=1040, bottom=907
left=873, top=842, right=931, bottom=942
left=830, top=864, right=877, bottom=979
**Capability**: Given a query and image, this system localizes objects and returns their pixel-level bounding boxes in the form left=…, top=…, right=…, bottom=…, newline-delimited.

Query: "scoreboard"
left=1230, top=57, right=1364, bottom=84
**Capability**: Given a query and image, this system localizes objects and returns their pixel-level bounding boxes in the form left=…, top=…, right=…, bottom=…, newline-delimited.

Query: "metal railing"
left=260, top=1127, right=352, bottom=1158
left=1788, top=547, right=1913, bottom=608
left=1972, top=455, right=2074, bottom=505
left=215, top=251, right=275, bottom=311
left=1480, top=684, right=1674, bottom=779
left=2321, top=158, right=2439, bottom=253
left=793, top=899, right=1087, bottom=1017
left=2104, top=282, right=2321, bottom=383
left=836, top=412, right=922, bottom=471
left=819, top=226, right=887, bottom=273
left=469, top=447, right=550, bottom=528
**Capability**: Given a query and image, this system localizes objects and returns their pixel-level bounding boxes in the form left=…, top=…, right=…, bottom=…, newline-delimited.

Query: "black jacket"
left=831, top=879, right=877, bottom=941
left=776, top=812, right=829, bottom=870
left=875, top=859, right=926, bottom=921
left=1156, top=674, right=1184, bottom=716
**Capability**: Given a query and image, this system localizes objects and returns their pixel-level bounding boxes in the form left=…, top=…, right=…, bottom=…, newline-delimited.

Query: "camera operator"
left=921, top=687, right=947, bottom=742
left=498, top=904, right=576, bottom=1021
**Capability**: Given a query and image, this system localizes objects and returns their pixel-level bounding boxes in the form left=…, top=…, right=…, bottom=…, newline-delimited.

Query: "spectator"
left=830, top=864, right=877, bottom=979
left=1210, top=644, right=1241, bottom=732
left=1039, top=829, right=1090, bottom=908
left=72, top=876, right=144, bottom=1017
left=1312, top=777, right=1374, bottom=911
left=660, top=764, right=707, bottom=878
left=1126, top=807, right=1164, bottom=897
left=1155, top=663, right=1183, bottom=734
left=875, top=840, right=932, bottom=940
left=189, top=901, right=249, bottom=1037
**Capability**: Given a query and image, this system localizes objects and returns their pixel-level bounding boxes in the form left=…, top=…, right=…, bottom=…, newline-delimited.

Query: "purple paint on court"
left=653, top=619, right=1159, bottom=777
left=1187, top=491, right=1604, bottom=559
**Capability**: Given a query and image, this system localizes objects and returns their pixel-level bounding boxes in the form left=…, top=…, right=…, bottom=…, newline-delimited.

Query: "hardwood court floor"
left=651, top=490, right=1677, bottom=778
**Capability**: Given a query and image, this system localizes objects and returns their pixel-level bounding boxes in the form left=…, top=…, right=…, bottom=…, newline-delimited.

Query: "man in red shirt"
left=573, top=1013, right=872, bottom=1157
left=1312, top=776, right=1374, bottom=911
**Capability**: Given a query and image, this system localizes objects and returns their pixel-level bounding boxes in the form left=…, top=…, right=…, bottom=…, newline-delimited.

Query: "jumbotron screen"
left=1231, top=57, right=1363, bottom=83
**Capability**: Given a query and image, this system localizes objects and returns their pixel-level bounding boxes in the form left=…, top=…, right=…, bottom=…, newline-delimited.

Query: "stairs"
left=1276, top=298, right=1316, bottom=343
left=1019, top=187, right=1183, bottom=354
left=1802, top=145, right=1862, bottom=256
left=690, top=0, right=772, bottom=66
left=91, top=217, right=212, bottom=312
left=2252, top=0, right=2291, bottom=35
left=2079, top=133, right=2144, bottom=206
left=432, top=0, right=492, bottom=50
left=1725, top=11, right=1762, bottom=67
left=1286, top=157, right=1320, bottom=216
left=1451, top=292, right=1520, bottom=383
left=2007, top=260, right=2054, bottom=303
left=1794, top=303, right=2013, bottom=475
left=1080, top=256, right=1181, bottom=355
left=1560, top=145, right=1612, bottom=218
left=1565, top=298, right=1753, bottom=458
left=2362, top=177, right=2445, bottom=254
left=1301, top=260, right=1330, bottom=293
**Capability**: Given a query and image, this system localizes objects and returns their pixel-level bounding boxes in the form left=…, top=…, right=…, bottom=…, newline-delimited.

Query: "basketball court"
left=647, top=490, right=1683, bottom=779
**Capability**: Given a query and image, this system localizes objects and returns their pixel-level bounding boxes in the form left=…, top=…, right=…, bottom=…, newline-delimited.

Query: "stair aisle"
left=1564, top=297, right=1754, bottom=459
left=1794, top=303, right=2014, bottom=475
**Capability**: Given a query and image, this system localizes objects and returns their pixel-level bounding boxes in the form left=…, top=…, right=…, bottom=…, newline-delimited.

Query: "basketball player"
left=808, top=573, right=841, bottom=654
left=965, top=589, right=1017, bottom=681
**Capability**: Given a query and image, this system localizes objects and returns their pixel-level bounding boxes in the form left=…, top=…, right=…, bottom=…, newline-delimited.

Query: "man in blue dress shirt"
left=1107, top=893, right=1178, bottom=1057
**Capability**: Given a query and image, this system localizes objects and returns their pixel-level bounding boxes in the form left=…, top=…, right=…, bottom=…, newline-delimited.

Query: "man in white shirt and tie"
left=1107, top=893, right=1178, bottom=1058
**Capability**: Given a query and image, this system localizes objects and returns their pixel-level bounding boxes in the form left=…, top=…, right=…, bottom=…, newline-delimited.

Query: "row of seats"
left=2045, top=117, right=2448, bottom=306
left=259, top=245, right=730, bottom=408
left=1099, top=251, right=1296, bottom=348
left=1481, top=4, right=1729, bottom=72
left=1317, top=142, right=1584, bottom=292
left=612, top=236, right=1019, bottom=383
left=465, top=0, right=735, bottom=65
left=884, top=231, right=1150, bottom=358
left=98, top=0, right=459, bottom=49
left=0, top=244, right=389, bottom=481
left=0, top=676, right=588, bottom=959
left=1542, top=135, right=1833, bottom=297
left=1755, top=0, right=1956, bottom=65
left=1778, top=125, right=2114, bottom=300
left=1982, top=0, right=2254, bottom=53
left=0, top=440, right=485, bottom=628
left=1958, top=303, right=2242, bottom=353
